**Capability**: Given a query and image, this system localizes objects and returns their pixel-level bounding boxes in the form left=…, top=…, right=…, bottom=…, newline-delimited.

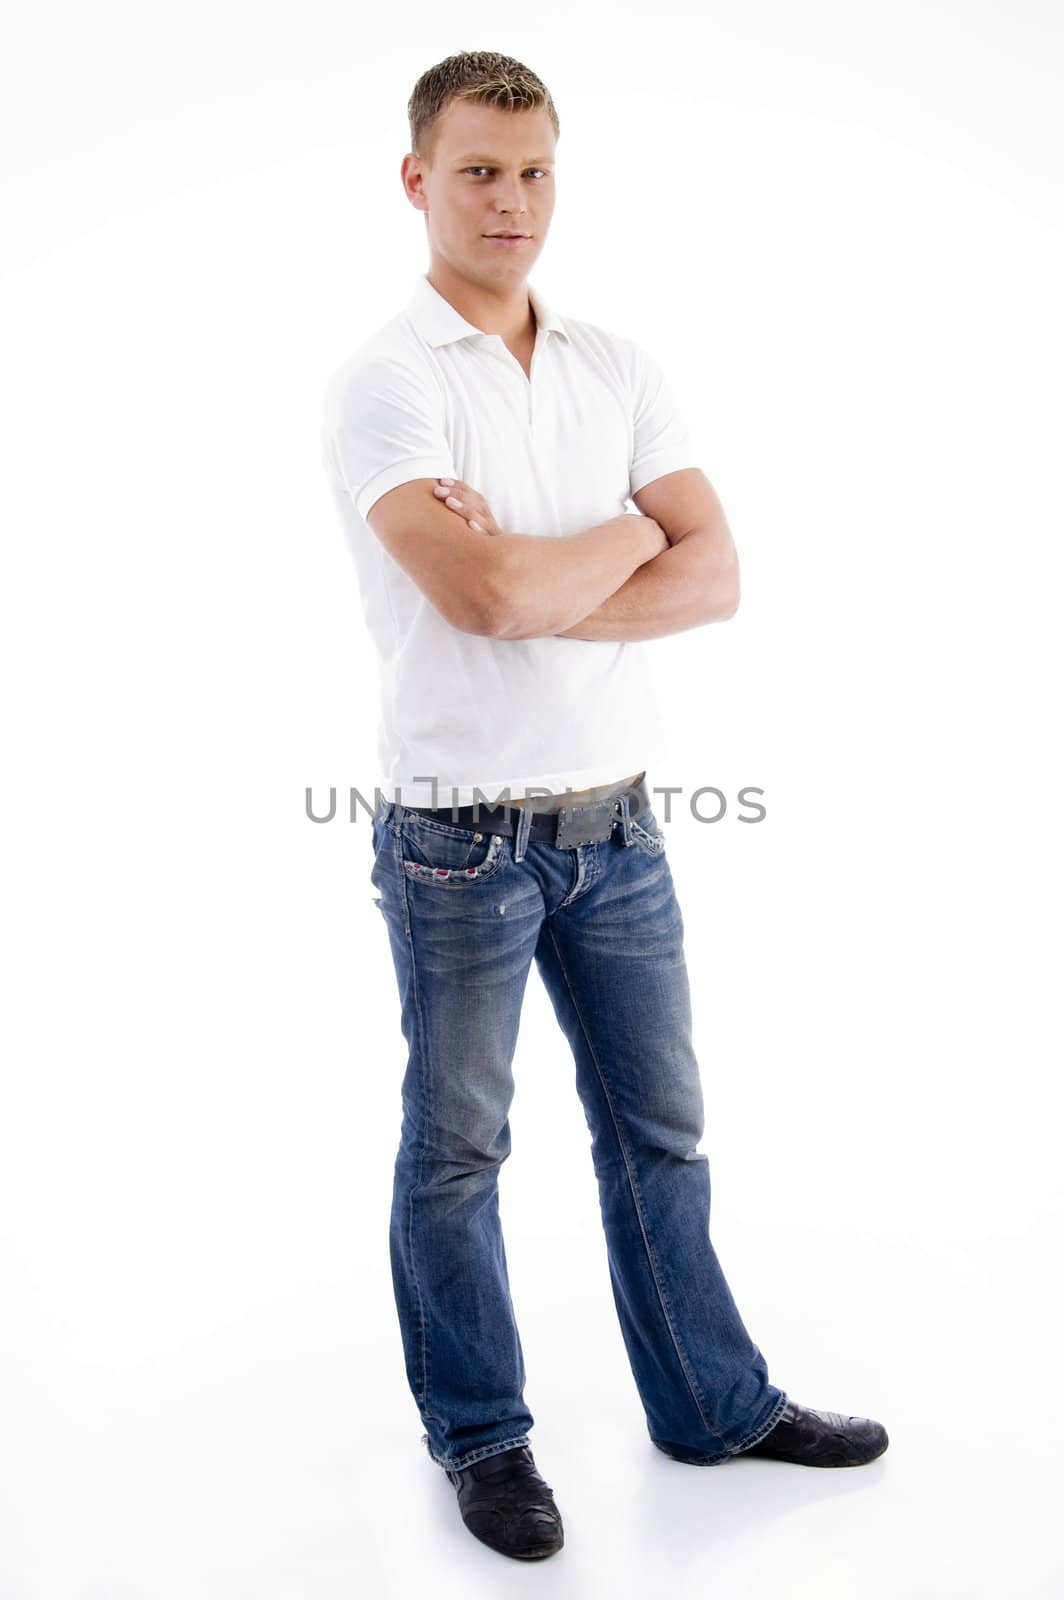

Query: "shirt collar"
left=406, top=272, right=570, bottom=348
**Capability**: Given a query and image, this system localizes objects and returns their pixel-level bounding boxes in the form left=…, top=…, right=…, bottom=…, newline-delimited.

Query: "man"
left=320, top=50, right=888, bottom=1562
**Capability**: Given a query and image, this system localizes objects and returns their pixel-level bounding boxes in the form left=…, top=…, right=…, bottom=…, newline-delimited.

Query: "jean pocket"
left=399, top=814, right=507, bottom=885
left=629, top=807, right=666, bottom=856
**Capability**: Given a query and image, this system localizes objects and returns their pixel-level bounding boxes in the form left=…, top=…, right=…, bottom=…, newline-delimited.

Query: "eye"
left=465, top=167, right=550, bottom=179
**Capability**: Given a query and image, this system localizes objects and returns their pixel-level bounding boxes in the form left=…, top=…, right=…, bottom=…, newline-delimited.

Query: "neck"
left=425, top=259, right=535, bottom=347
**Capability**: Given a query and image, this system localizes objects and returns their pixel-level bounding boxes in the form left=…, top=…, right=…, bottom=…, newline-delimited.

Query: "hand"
left=621, top=512, right=668, bottom=558
left=432, top=477, right=503, bottom=536
left=645, top=515, right=669, bottom=556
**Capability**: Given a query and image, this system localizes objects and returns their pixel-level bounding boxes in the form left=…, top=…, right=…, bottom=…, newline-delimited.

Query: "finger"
left=434, top=477, right=485, bottom=512
left=434, top=486, right=478, bottom=516
left=443, top=494, right=474, bottom=518
left=441, top=491, right=491, bottom=527
left=432, top=479, right=493, bottom=530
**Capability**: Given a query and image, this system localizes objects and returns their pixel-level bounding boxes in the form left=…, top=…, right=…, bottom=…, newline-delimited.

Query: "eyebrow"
left=453, top=154, right=554, bottom=164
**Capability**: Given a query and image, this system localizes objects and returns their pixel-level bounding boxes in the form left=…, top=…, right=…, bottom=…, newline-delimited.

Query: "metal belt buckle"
left=554, top=795, right=620, bottom=849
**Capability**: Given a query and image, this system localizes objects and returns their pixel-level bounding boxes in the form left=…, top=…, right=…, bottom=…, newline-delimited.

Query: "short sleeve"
left=321, top=359, right=457, bottom=522
left=628, top=342, right=699, bottom=498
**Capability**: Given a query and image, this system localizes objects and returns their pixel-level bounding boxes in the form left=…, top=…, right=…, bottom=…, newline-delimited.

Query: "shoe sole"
left=654, top=1432, right=889, bottom=1468
left=739, top=1430, right=889, bottom=1468
left=462, top=1524, right=564, bottom=1560
left=476, top=1539, right=564, bottom=1560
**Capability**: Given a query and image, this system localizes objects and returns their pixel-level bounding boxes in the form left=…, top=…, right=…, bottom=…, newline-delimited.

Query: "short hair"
left=408, top=50, right=560, bottom=166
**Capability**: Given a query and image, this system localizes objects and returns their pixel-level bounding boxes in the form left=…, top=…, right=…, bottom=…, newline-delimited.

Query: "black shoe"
left=443, top=1444, right=564, bottom=1560
left=739, top=1398, right=889, bottom=1467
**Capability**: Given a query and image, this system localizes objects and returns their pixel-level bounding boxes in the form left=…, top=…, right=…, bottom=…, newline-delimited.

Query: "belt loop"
left=616, top=788, right=635, bottom=847
left=513, top=802, right=533, bottom=862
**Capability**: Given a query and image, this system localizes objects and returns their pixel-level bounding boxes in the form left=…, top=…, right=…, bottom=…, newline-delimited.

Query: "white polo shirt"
left=320, top=273, right=698, bottom=809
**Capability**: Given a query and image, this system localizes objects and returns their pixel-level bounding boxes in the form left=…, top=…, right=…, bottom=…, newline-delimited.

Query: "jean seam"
left=544, top=921, right=726, bottom=1452
left=557, top=843, right=600, bottom=909
left=423, top=1432, right=532, bottom=1473
left=657, top=1385, right=790, bottom=1464
left=725, top=1385, right=790, bottom=1456
left=395, top=823, right=434, bottom=1423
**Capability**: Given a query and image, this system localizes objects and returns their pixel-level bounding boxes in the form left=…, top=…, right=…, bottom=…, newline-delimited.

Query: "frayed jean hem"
left=421, top=1431, right=533, bottom=1474
left=651, top=1387, right=790, bottom=1466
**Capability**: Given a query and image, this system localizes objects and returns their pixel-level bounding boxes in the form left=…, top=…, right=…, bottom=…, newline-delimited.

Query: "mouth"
left=483, top=233, right=530, bottom=243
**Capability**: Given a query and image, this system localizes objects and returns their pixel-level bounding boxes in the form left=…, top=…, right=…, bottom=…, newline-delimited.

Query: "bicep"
left=632, top=467, right=734, bottom=551
left=366, top=478, right=499, bottom=636
left=633, top=468, right=740, bottom=619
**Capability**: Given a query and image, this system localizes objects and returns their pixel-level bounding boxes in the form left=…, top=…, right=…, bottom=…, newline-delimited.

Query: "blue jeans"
left=369, top=789, right=788, bottom=1471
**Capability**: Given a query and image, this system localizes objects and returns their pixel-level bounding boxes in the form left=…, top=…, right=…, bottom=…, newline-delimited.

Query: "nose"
left=495, top=180, right=527, bottom=219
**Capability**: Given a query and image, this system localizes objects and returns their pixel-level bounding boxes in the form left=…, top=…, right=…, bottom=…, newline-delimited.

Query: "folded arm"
left=363, top=469, right=736, bottom=644
left=427, top=469, right=740, bottom=643
left=479, top=514, right=668, bottom=639
left=363, top=476, right=667, bottom=639
left=554, top=469, right=740, bottom=641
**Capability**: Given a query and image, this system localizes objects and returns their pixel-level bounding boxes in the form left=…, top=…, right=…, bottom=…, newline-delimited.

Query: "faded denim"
left=368, top=791, right=788, bottom=1471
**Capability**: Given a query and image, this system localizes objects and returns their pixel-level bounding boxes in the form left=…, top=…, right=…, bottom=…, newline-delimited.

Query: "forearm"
left=482, top=514, right=661, bottom=640
left=555, top=530, right=740, bottom=641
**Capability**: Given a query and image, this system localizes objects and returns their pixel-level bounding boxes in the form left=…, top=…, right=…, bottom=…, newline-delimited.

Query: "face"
left=402, top=100, right=557, bottom=288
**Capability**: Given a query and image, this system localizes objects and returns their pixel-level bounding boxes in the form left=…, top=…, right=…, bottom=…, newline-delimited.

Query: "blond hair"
left=408, top=50, right=560, bottom=165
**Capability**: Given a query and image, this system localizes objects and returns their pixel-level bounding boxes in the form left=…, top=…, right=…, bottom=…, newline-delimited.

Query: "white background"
left=2, top=3, right=1062, bottom=1596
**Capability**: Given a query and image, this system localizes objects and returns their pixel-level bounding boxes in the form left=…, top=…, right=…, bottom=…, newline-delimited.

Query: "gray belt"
left=400, top=773, right=651, bottom=851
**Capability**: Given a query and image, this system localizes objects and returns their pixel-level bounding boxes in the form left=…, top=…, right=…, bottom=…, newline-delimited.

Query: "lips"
left=484, top=233, right=529, bottom=239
